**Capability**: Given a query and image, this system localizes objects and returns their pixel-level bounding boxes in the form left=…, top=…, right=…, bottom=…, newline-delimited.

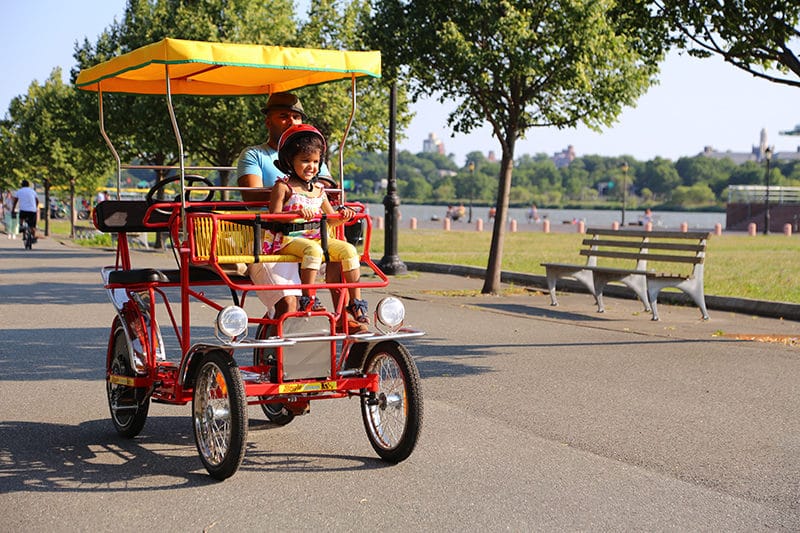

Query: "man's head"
left=262, top=93, right=306, bottom=147
left=21, top=180, right=29, bottom=188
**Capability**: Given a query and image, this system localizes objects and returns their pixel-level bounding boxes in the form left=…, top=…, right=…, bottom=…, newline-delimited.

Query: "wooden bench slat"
left=581, top=239, right=706, bottom=252
left=585, top=227, right=710, bottom=239
left=579, top=249, right=703, bottom=264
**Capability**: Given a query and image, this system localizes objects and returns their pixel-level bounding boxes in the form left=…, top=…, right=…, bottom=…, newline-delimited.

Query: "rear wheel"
left=192, top=351, right=248, bottom=480
left=254, top=324, right=295, bottom=425
left=22, top=223, right=33, bottom=250
left=107, top=329, right=150, bottom=438
left=361, top=342, right=423, bottom=463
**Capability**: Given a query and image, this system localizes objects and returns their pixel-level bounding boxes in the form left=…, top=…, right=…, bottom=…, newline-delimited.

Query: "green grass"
left=47, top=219, right=800, bottom=303
left=367, top=229, right=800, bottom=304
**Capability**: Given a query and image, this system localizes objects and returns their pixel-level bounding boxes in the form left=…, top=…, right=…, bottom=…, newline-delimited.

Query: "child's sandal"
left=346, top=298, right=370, bottom=324
left=299, top=295, right=325, bottom=312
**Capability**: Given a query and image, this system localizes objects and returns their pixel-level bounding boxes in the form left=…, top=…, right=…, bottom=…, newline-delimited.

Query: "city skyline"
left=2, top=1, right=799, bottom=167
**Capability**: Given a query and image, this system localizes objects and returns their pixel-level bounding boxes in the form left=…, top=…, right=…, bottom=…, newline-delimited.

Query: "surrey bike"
left=77, top=38, right=424, bottom=480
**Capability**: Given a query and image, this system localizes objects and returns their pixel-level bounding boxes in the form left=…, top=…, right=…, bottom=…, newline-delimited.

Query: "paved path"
left=1, top=235, right=799, bottom=531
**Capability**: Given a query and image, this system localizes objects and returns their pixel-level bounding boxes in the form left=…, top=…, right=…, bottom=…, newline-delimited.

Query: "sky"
left=2, top=0, right=799, bottom=167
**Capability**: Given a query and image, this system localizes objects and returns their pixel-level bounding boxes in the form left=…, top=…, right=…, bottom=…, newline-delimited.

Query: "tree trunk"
left=481, top=137, right=516, bottom=294
left=69, top=179, right=76, bottom=239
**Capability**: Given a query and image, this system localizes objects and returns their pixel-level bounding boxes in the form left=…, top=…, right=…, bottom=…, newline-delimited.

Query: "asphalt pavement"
left=1, top=233, right=799, bottom=531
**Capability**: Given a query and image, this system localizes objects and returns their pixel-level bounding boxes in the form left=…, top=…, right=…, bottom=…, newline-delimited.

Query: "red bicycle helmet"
left=275, top=124, right=327, bottom=175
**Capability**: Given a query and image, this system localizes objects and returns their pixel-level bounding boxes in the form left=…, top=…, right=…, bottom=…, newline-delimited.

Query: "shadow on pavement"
left=0, top=417, right=390, bottom=493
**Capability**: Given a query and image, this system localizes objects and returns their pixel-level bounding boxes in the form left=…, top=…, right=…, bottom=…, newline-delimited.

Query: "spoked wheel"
left=254, top=324, right=295, bottom=426
left=107, top=329, right=150, bottom=438
left=22, top=224, right=33, bottom=250
left=192, top=350, right=248, bottom=480
left=361, top=341, right=423, bottom=463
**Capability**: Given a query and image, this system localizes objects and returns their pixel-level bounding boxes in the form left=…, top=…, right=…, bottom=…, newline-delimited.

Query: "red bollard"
left=612, top=221, right=620, bottom=230
left=784, top=223, right=792, bottom=236
left=714, top=223, right=722, bottom=236
left=410, top=217, right=417, bottom=230
left=509, top=219, right=518, bottom=232
left=444, top=217, right=451, bottom=231
left=476, top=219, right=484, bottom=232
left=748, top=222, right=757, bottom=236
left=376, top=216, right=384, bottom=230
left=577, top=220, right=585, bottom=234
left=680, top=222, right=689, bottom=232
left=542, top=219, right=551, bottom=233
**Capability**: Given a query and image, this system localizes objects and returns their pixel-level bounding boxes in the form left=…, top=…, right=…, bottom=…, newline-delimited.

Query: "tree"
left=3, top=70, right=110, bottom=237
left=370, top=0, right=666, bottom=293
left=655, top=1, right=800, bottom=87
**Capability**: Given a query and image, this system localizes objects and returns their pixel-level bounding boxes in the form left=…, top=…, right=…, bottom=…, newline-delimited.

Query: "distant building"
left=700, top=128, right=800, bottom=163
left=552, top=145, right=576, bottom=168
left=487, top=151, right=497, bottom=162
left=422, top=132, right=445, bottom=155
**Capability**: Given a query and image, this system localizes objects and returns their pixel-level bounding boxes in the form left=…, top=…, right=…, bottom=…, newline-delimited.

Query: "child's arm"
left=321, top=195, right=354, bottom=227
left=268, top=182, right=289, bottom=214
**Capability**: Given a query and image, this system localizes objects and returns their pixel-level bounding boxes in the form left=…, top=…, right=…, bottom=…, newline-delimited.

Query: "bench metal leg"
left=545, top=268, right=596, bottom=307
left=545, top=271, right=560, bottom=306
left=592, top=273, right=650, bottom=314
left=647, top=277, right=709, bottom=321
left=622, top=275, right=652, bottom=313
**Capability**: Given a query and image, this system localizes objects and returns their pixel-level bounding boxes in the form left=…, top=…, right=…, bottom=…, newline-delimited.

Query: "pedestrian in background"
left=3, top=190, right=19, bottom=238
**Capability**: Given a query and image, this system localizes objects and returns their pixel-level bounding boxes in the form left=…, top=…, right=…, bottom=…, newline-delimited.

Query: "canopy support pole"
left=164, top=64, right=187, bottom=238
left=97, top=87, right=122, bottom=200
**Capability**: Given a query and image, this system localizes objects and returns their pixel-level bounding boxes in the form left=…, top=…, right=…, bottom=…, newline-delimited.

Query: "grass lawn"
left=47, top=220, right=799, bottom=304
left=368, top=228, right=800, bottom=304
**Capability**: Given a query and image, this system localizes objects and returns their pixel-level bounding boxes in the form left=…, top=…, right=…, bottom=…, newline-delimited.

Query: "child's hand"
left=338, top=207, right=355, bottom=221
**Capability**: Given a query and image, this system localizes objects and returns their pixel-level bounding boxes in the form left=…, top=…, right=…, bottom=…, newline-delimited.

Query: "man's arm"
left=238, top=174, right=271, bottom=203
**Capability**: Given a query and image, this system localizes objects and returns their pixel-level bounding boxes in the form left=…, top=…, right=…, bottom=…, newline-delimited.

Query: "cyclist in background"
left=12, top=180, right=40, bottom=242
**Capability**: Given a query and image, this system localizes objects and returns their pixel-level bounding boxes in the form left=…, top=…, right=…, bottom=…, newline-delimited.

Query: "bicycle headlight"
left=375, top=297, right=405, bottom=333
left=215, top=306, right=248, bottom=340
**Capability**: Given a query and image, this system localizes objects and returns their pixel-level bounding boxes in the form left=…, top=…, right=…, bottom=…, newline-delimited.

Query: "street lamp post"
left=468, top=161, right=475, bottom=224
left=378, top=82, right=407, bottom=275
left=764, top=147, right=772, bottom=235
left=620, top=161, right=629, bottom=226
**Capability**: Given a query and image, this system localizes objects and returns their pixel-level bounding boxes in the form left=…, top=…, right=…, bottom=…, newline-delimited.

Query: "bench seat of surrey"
left=540, top=228, right=711, bottom=321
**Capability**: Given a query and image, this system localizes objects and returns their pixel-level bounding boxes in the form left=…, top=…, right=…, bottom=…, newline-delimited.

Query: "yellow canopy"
left=76, top=38, right=381, bottom=95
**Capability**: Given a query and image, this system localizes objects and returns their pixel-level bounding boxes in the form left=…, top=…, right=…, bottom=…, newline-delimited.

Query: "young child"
left=266, top=124, right=369, bottom=328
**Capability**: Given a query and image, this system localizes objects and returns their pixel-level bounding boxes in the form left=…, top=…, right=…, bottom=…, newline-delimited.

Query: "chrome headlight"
left=375, top=297, right=405, bottom=333
left=215, top=306, right=248, bottom=341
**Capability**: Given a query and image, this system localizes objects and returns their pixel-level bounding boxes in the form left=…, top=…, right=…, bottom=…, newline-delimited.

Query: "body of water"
left=364, top=203, right=726, bottom=232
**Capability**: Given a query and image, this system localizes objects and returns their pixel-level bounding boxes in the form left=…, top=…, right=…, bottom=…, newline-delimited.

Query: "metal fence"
left=728, top=185, right=800, bottom=204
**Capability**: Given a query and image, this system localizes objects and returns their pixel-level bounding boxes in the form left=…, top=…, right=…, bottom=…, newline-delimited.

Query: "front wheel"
left=192, top=351, right=248, bottom=480
left=107, top=329, right=150, bottom=438
left=361, top=342, right=423, bottom=463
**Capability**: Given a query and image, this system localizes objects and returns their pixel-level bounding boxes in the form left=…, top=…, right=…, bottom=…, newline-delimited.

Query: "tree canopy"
left=655, top=0, right=800, bottom=87
left=369, top=0, right=668, bottom=293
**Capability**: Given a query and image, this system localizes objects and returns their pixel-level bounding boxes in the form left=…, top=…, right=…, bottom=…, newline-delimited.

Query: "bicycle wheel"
left=22, top=223, right=32, bottom=250
left=107, top=329, right=150, bottom=438
left=192, top=350, right=248, bottom=480
left=361, top=341, right=423, bottom=463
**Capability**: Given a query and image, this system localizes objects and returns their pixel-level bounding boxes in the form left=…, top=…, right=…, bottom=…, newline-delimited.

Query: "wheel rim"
left=108, top=354, right=135, bottom=427
left=194, top=362, right=232, bottom=467
left=364, top=353, right=407, bottom=450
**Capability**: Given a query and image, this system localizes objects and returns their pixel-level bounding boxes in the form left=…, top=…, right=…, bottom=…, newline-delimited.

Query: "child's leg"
left=279, top=237, right=323, bottom=310
left=327, top=238, right=369, bottom=324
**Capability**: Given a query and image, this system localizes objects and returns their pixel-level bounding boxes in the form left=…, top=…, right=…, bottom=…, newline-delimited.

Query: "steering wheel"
left=146, top=174, right=215, bottom=205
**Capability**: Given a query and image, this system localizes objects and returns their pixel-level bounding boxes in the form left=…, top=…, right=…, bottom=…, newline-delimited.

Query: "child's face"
left=292, top=149, right=320, bottom=181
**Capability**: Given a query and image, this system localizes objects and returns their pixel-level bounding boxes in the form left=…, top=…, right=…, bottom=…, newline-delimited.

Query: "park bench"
left=541, top=228, right=711, bottom=321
